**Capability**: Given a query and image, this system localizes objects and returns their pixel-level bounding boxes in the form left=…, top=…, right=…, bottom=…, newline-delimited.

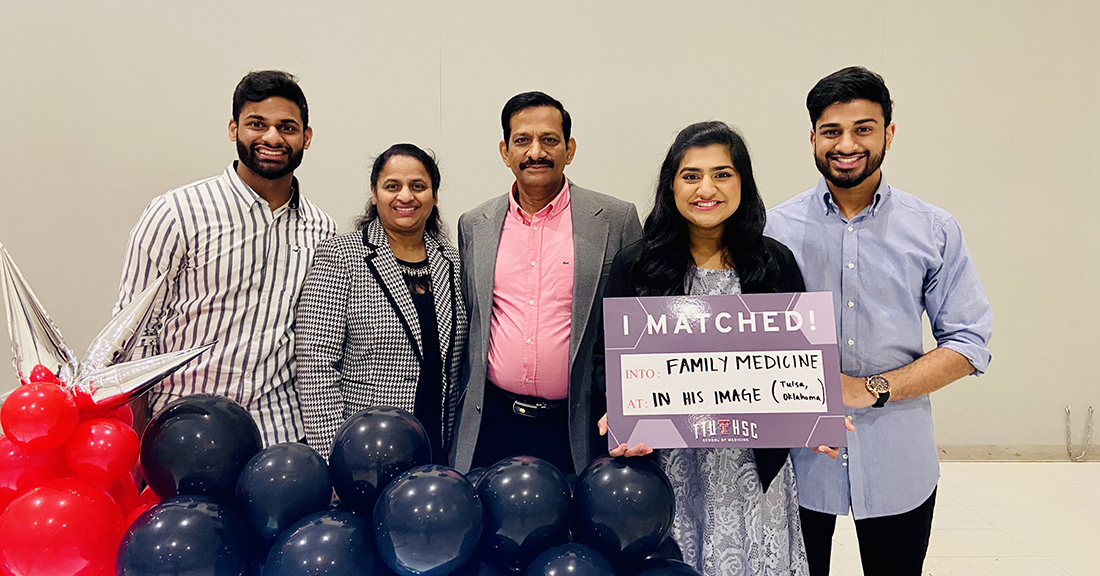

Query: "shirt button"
left=526, top=338, right=532, bottom=344
left=842, top=462, right=848, bottom=467
left=842, top=453, right=849, bottom=460
left=847, top=339, right=855, bottom=346
left=847, top=262, right=855, bottom=269
left=847, top=226, right=854, bottom=232
left=528, top=300, right=536, bottom=305
left=260, top=296, right=268, bottom=304
left=525, top=378, right=532, bottom=383
left=847, top=301, right=854, bottom=308
left=533, top=226, right=539, bottom=230
left=531, top=261, right=537, bottom=266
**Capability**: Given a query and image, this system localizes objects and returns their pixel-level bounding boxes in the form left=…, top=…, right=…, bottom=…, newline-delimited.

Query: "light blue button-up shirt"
left=765, top=176, right=992, bottom=519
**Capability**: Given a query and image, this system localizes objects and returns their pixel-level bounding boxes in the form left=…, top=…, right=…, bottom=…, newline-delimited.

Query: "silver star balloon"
left=1, top=242, right=213, bottom=409
left=0, top=242, right=75, bottom=383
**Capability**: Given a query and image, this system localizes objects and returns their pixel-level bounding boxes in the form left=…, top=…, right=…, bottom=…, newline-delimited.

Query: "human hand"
left=598, top=414, right=653, bottom=458
left=813, top=416, right=856, bottom=459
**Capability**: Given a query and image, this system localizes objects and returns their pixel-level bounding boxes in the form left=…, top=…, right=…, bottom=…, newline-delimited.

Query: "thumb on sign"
left=598, top=414, right=653, bottom=458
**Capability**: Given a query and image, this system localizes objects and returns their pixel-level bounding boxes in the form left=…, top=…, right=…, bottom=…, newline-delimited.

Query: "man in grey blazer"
left=453, top=92, right=643, bottom=475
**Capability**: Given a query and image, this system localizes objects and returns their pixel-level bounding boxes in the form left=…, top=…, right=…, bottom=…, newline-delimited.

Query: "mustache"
left=252, top=143, right=289, bottom=153
left=519, top=158, right=554, bottom=170
left=825, top=151, right=868, bottom=159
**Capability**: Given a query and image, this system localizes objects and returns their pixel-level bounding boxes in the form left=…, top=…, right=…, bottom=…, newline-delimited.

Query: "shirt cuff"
left=939, top=341, right=991, bottom=376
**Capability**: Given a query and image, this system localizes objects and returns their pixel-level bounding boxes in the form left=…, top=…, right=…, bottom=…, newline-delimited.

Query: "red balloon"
left=123, top=500, right=157, bottom=530
left=0, top=478, right=123, bottom=576
left=115, top=404, right=135, bottom=427
left=102, top=473, right=139, bottom=514
left=0, top=383, right=79, bottom=452
left=70, top=387, right=95, bottom=410
left=28, top=365, right=59, bottom=385
left=0, top=436, right=68, bottom=513
left=135, top=485, right=160, bottom=508
left=78, top=404, right=134, bottom=427
left=64, top=418, right=140, bottom=484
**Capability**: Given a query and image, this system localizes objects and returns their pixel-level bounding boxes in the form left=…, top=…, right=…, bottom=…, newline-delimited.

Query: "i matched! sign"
left=602, top=292, right=848, bottom=450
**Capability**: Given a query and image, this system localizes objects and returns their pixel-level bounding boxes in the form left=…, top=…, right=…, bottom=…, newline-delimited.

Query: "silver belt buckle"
left=513, top=400, right=541, bottom=418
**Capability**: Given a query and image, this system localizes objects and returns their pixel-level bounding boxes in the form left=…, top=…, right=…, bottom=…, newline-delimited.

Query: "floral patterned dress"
left=658, top=267, right=810, bottom=576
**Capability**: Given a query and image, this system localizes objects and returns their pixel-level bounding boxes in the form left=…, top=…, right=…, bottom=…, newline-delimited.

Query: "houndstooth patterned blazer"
left=294, top=218, right=467, bottom=459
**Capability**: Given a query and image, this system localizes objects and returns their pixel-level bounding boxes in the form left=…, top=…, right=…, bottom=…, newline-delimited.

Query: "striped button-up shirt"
left=766, top=176, right=992, bottom=519
left=115, top=163, right=338, bottom=445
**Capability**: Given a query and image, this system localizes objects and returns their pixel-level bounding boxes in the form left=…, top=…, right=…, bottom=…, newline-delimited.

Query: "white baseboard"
left=938, top=445, right=1100, bottom=462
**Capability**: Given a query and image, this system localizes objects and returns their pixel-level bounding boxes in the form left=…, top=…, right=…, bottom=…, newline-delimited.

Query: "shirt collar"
left=507, top=177, right=571, bottom=223
left=817, top=175, right=891, bottom=218
left=227, top=162, right=301, bottom=210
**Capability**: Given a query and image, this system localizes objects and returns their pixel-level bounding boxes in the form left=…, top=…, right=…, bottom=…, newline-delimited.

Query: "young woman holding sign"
left=597, top=121, right=826, bottom=576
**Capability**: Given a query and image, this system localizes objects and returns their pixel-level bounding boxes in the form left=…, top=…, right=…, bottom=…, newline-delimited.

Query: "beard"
left=815, top=146, right=886, bottom=189
left=236, top=141, right=305, bottom=180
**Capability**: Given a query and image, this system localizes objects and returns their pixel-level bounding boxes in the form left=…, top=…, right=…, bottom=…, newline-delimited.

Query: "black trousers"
left=799, top=488, right=936, bottom=576
left=471, top=382, right=575, bottom=475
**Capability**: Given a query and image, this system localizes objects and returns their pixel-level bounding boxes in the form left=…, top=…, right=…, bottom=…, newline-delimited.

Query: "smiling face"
left=499, top=105, right=576, bottom=195
left=673, top=144, right=742, bottom=237
left=372, top=154, right=437, bottom=239
left=812, top=99, right=894, bottom=190
left=229, top=97, right=311, bottom=181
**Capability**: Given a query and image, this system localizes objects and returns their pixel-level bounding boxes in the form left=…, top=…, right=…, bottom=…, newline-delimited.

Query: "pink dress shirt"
left=485, top=180, right=574, bottom=400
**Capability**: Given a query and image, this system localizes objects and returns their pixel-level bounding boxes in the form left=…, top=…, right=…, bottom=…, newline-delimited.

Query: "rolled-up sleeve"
left=925, top=216, right=993, bottom=374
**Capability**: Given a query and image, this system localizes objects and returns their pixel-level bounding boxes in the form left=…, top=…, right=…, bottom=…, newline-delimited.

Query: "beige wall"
left=1, top=1, right=1097, bottom=454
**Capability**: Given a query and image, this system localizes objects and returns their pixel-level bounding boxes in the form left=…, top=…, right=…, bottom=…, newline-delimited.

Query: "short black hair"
left=807, top=66, right=893, bottom=128
left=500, top=91, right=571, bottom=143
left=232, top=70, right=309, bottom=127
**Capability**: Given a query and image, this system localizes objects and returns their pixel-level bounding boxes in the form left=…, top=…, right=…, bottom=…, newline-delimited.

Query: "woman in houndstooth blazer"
left=295, top=144, right=467, bottom=462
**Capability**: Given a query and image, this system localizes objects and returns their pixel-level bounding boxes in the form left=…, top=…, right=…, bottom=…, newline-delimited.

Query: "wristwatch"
left=866, top=374, right=890, bottom=408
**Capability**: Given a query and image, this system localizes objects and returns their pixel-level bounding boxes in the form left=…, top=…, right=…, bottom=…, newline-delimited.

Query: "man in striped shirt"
left=115, top=70, right=337, bottom=445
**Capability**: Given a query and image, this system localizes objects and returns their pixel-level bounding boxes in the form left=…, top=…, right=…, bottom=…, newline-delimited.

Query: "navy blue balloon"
left=117, top=495, right=251, bottom=576
left=465, top=466, right=490, bottom=488
left=628, top=559, right=702, bottom=576
left=451, top=558, right=509, bottom=576
left=477, top=456, right=572, bottom=570
left=329, top=407, right=431, bottom=516
left=235, top=442, right=332, bottom=541
left=374, top=464, right=483, bottom=576
left=141, top=394, right=263, bottom=501
left=565, top=473, right=579, bottom=494
left=525, top=543, right=616, bottom=576
left=648, top=537, right=683, bottom=562
left=572, top=457, right=674, bottom=565
left=263, top=510, right=382, bottom=576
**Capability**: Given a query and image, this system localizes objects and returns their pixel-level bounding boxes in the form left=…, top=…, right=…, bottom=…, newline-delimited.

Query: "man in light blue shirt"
left=766, top=67, right=993, bottom=576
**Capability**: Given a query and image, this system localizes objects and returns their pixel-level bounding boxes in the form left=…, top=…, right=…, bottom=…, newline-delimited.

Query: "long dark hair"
left=635, top=121, right=775, bottom=295
left=356, top=143, right=446, bottom=239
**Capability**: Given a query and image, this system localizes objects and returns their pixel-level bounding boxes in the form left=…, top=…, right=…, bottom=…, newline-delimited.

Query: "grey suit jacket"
left=452, top=182, right=643, bottom=473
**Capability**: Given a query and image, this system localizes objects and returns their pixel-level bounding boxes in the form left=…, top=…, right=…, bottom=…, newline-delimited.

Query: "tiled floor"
left=828, top=462, right=1100, bottom=576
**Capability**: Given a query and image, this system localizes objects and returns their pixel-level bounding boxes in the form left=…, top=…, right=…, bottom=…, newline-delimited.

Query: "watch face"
left=867, top=375, right=890, bottom=394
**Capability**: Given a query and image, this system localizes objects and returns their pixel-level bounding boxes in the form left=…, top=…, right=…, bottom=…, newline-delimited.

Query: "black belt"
left=487, top=381, right=567, bottom=419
